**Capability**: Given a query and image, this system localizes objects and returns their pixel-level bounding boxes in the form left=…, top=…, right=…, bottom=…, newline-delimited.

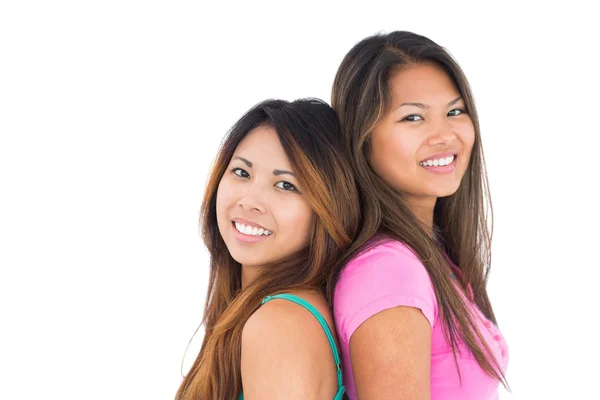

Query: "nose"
left=237, top=182, right=267, bottom=214
left=428, top=118, right=457, bottom=146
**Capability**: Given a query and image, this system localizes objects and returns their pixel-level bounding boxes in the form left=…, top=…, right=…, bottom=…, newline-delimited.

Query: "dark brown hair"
left=330, top=31, right=507, bottom=385
left=176, top=99, right=360, bottom=399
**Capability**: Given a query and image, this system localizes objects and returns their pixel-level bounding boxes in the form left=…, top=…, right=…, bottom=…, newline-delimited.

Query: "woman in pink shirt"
left=329, top=31, right=509, bottom=399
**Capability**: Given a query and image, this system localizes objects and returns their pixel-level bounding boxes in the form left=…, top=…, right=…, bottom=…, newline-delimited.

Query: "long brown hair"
left=329, top=31, right=507, bottom=385
left=176, top=99, right=360, bottom=399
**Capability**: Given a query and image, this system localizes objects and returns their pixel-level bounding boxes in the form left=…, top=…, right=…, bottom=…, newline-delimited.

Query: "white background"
left=1, top=1, right=598, bottom=399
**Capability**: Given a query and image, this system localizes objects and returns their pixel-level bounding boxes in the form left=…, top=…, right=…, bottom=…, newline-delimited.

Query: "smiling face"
left=369, top=63, right=475, bottom=210
left=216, top=125, right=314, bottom=274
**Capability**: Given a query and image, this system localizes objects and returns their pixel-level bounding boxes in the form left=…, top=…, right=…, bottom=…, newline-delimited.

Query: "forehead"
left=389, top=63, right=461, bottom=105
left=233, top=125, right=292, bottom=167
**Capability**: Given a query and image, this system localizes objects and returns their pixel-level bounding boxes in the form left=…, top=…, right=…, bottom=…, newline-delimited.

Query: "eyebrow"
left=233, top=156, right=295, bottom=177
left=233, top=156, right=252, bottom=167
left=273, top=169, right=295, bottom=177
left=393, top=96, right=463, bottom=111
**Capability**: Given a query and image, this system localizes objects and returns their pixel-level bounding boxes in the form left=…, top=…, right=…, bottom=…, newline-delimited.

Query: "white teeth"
left=234, top=222, right=272, bottom=236
left=420, top=155, right=455, bottom=167
left=439, top=156, right=454, bottom=166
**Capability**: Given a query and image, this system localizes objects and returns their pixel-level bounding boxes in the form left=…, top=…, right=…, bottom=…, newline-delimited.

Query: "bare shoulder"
left=242, top=290, right=335, bottom=354
left=241, top=290, right=338, bottom=399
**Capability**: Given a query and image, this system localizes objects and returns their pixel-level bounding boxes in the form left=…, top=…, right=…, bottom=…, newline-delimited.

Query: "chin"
left=226, top=246, right=265, bottom=266
left=430, top=182, right=462, bottom=198
left=438, top=190, right=460, bottom=198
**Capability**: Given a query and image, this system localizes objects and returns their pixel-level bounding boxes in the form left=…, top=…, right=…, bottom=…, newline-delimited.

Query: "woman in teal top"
left=239, top=293, right=345, bottom=400
left=175, top=99, right=359, bottom=400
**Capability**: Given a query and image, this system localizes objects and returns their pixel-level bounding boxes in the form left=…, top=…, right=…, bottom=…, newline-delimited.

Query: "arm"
left=334, top=241, right=437, bottom=399
left=351, top=306, right=432, bottom=399
left=241, top=298, right=337, bottom=400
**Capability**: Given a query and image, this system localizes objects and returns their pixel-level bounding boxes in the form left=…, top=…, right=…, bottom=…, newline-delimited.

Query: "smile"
left=419, top=154, right=455, bottom=167
left=233, top=221, right=272, bottom=237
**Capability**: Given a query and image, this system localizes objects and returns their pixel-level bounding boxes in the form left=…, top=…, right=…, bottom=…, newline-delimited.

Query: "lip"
left=232, top=223, right=271, bottom=243
left=419, top=152, right=457, bottom=174
left=230, top=217, right=272, bottom=244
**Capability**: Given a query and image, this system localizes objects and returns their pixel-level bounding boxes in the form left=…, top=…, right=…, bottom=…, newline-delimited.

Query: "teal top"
left=239, top=293, right=345, bottom=400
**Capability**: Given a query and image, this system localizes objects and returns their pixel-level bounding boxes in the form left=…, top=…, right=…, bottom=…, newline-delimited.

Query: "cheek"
left=276, top=199, right=314, bottom=243
left=459, top=123, right=476, bottom=158
left=215, top=179, right=233, bottom=224
left=370, top=128, right=419, bottom=178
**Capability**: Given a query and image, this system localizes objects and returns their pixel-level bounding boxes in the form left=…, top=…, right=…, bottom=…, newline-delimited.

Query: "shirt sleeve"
left=333, top=240, right=438, bottom=344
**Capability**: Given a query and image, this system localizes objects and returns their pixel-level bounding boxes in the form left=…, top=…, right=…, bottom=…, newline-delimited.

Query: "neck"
left=406, top=195, right=437, bottom=236
left=241, top=265, right=262, bottom=289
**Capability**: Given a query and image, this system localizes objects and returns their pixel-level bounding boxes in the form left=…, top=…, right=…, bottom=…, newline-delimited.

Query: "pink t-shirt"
left=333, top=239, right=509, bottom=400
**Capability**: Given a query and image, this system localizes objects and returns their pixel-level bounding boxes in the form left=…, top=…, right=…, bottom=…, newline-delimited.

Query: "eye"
left=275, top=181, right=298, bottom=192
left=231, top=167, right=249, bottom=178
left=401, top=114, right=423, bottom=122
left=448, top=108, right=467, bottom=117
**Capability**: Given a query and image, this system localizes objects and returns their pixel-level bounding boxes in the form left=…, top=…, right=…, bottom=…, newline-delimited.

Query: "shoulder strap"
left=262, top=294, right=345, bottom=399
